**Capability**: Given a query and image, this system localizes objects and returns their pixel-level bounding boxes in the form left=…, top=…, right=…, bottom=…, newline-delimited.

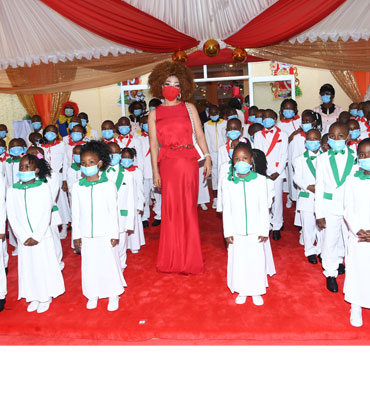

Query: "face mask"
left=357, top=110, right=364, bottom=118
left=118, top=126, right=130, bottom=136
left=0, top=146, right=5, bottom=155
left=121, top=158, right=134, bottom=168
left=234, top=161, right=252, bottom=175
left=228, top=149, right=234, bottom=159
left=321, top=94, right=331, bottom=104
left=141, top=123, right=149, bottom=133
left=133, top=109, right=143, bottom=117
left=65, top=108, right=74, bottom=117
left=10, top=146, right=25, bottom=157
left=302, top=123, right=313, bottom=133
left=227, top=130, right=241, bottom=141
left=205, top=107, right=209, bottom=114
left=110, top=153, right=121, bottom=166
left=282, top=109, right=295, bottom=119
left=17, top=171, right=36, bottom=182
left=305, top=140, right=321, bottom=152
left=359, top=158, right=370, bottom=171
left=0, top=130, right=6, bottom=139
left=228, top=115, right=238, bottom=120
left=328, top=138, right=346, bottom=152
left=149, top=106, right=156, bottom=111
left=71, top=131, right=83, bottom=142
left=263, top=118, right=275, bottom=129
left=248, top=115, right=256, bottom=123
left=350, top=109, right=358, bottom=117
left=73, top=154, right=81, bottom=164
left=35, top=140, right=41, bottom=146
left=32, top=121, right=42, bottom=130
left=162, top=86, right=180, bottom=101
left=250, top=136, right=255, bottom=143
left=210, top=115, right=219, bottom=122
left=80, top=119, right=87, bottom=127
left=69, top=122, right=79, bottom=131
left=102, top=129, right=114, bottom=140
left=350, top=129, right=361, bottom=140
left=81, top=164, right=99, bottom=177
left=255, top=117, right=263, bottom=124
left=44, top=131, right=57, bottom=142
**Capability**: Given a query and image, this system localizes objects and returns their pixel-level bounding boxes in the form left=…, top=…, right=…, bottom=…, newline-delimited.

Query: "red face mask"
left=162, top=85, right=180, bottom=101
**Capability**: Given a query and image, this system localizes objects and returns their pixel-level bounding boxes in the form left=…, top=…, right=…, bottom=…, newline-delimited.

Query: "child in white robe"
left=222, top=141, right=270, bottom=306
left=6, top=154, right=65, bottom=313
left=121, top=147, right=145, bottom=254
left=0, top=138, right=8, bottom=176
left=72, top=140, right=125, bottom=311
left=106, top=142, right=135, bottom=270
left=0, top=173, right=6, bottom=312
left=343, top=138, right=370, bottom=327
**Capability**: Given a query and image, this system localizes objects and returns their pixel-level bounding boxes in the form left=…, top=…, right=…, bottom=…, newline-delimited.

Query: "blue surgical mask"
left=69, top=122, right=79, bottom=131
left=35, top=140, right=41, bottom=146
left=359, top=158, right=370, bottom=171
left=248, top=115, right=256, bottom=123
left=321, top=94, right=331, bottom=104
left=357, top=110, right=364, bottom=118
left=10, top=146, right=25, bottom=157
left=0, top=146, right=5, bottom=155
left=32, top=121, right=42, bottom=130
left=350, top=129, right=361, bottom=140
left=263, top=118, right=275, bottom=129
left=110, top=153, right=121, bottom=166
left=228, top=149, right=234, bottom=159
left=44, top=131, right=57, bottom=142
left=102, top=129, right=114, bottom=140
left=73, top=154, right=81, bottom=164
left=80, top=119, right=87, bottom=127
left=328, top=138, right=346, bottom=152
left=282, top=109, right=295, bottom=119
left=71, top=131, right=83, bottom=142
left=255, top=117, right=263, bottom=124
left=305, top=140, right=321, bottom=152
left=121, top=158, right=134, bottom=168
left=210, top=115, right=219, bottom=122
left=234, top=161, right=252, bottom=175
left=149, top=106, right=156, bottom=111
left=81, top=164, right=99, bottom=177
left=350, top=109, right=358, bottom=117
left=302, top=123, right=313, bottom=133
left=227, top=130, right=241, bottom=141
left=133, top=109, right=143, bottom=117
left=65, top=108, right=74, bottom=117
left=141, top=123, right=149, bottom=133
left=228, top=115, right=238, bottom=120
left=118, top=126, right=130, bottom=136
left=0, top=130, right=6, bottom=139
left=17, top=171, right=36, bottom=182
left=250, top=136, right=254, bottom=143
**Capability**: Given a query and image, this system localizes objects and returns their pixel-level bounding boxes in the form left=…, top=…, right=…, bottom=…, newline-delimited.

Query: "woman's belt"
left=162, top=144, right=194, bottom=150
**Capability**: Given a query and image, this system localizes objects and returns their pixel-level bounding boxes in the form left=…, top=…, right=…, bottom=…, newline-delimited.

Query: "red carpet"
left=1, top=196, right=370, bottom=345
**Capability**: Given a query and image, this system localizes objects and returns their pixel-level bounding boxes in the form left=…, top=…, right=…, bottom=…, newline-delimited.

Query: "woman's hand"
left=153, top=171, right=161, bottom=188
left=203, top=156, right=212, bottom=180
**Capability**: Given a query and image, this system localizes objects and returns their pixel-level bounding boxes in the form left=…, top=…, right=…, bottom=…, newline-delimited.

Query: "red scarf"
left=68, top=136, right=85, bottom=146
left=0, top=153, right=8, bottom=162
left=41, top=140, right=61, bottom=148
left=126, top=165, right=138, bottom=172
left=261, top=127, right=281, bottom=157
left=104, top=138, right=119, bottom=145
left=280, top=115, right=300, bottom=123
left=118, top=134, right=133, bottom=147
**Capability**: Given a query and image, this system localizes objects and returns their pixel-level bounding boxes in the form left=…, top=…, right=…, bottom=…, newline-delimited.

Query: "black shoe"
left=5, top=267, right=8, bottom=276
left=326, top=277, right=338, bottom=293
left=152, top=219, right=161, bottom=227
left=338, top=263, right=345, bottom=275
left=0, top=298, right=5, bottom=312
left=272, top=230, right=281, bottom=240
left=318, top=254, right=322, bottom=264
left=307, top=255, right=318, bottom=264
left=142, top=220, right=149, bottom=228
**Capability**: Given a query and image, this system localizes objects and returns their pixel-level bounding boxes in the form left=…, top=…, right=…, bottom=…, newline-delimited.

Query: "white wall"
left=0, top=94, right=27, bottom=137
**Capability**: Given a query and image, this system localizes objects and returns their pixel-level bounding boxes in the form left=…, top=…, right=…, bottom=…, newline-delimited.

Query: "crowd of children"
left=1, top=85, right=370, bottom=329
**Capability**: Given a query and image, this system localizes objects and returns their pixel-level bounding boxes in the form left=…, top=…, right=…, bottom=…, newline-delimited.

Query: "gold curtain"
left=330, top=70, right=362, bottom=103
left=50, top=92, right=71, bottom=124
left=16, top=94, right=38, bottom=117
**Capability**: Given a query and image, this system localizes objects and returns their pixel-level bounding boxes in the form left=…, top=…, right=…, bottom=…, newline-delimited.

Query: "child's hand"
left=153, top=172, right=161, bottom=188
left=307, top=184, right=315, bottom=193
left=62, top=181, right=69, bottom=193
left=126, top=230, right=134, bottom=235
left=24, top=238, right=39, bottom=246
left=111, top=238, right=119, bottom=247
left=74, top=239, right=82, bottom=251
left=269, top=172, right=279, bottom=181
left=138, top=210, right=143, bottom=215
left=0, top=233, right=5, bottom=242
left=316, top=218, right=326, bottom=230
left=357, top=229, right=369, bottom=242
left=225, top=236, right=234, bottom=245
left=258, top=236, right=268, bottom=243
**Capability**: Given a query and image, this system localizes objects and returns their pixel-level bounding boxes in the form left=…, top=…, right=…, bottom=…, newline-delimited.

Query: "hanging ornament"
left=172, top=50, right=188, bottom=63
left=203, top=39, right=220, bottom=57
left=232, top=48, right=247, bottom=63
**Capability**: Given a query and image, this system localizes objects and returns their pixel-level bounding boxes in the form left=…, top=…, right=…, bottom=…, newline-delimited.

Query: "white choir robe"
left=107, top=165, right=135, bottom=269
left=62, top=136, right=89, bottom=182
left=357, top=118, right=369, bottom=138
left=222, top=172, right=270, bottom=296
left=125, top=167, right=145, bottom=252
left=314, top=104, right=343, bottom=134
left=67, top=163, right=82, bottom=249
left=315, top=147, right=357, bottom=277
left=0, top=174, right=6, bottom=300
left=343, top=173, right=370, bottom=308
left=72, top=175, right=126, bottom=300
left=254, top=126, right=288, bottom=231
left=204, top=119, right=227, bottom=190
left=293, top=151, right=322, bottom=257
left=197, top=160, right=210, bottom=205
left=116, top=134, right=145, bottom=173
left=6, top=181, right=65, bottom=303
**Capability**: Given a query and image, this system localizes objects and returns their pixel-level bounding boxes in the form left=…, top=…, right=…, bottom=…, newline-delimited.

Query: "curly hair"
left=148, top=61, right=194, bottom=101
left=121, top=147, right=137, bottom=159
left=80, top=140, right=111, bottom=171
left=23, top=154, right=52, bottom=180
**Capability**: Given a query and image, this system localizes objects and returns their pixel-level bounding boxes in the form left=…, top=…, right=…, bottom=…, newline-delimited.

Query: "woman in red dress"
left=148, top=62, right=212, bottom=274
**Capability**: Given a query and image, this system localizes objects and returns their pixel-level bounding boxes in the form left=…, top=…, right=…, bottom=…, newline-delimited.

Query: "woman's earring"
left=177, top=92, right=182, bottom=100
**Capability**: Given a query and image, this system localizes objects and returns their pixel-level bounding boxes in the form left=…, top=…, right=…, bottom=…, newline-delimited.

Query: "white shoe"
left=60, top=225, right=68, bottom=239
left=286, top=198, right=292, bottom=208
left=27, top=301, right=39, bottom=312
left=299, top=232, right=304, bottom=246
left=86, top=298, right=98, bottom=310
left=107, top=296, right=119, bottom=312
left=200, top=204, right=208, bottom=211
left=37, top=299, right=51, bottom=314
left=350, top=305, right=363, bottom=327
left=12, top=247, right=18, bottom=256
left=131, top=250, right=139, bottom=254
left=252, top=295, right=264, bottom=306
left=235, top=295, right=247, bottom=304
left=212, top=198, right=217, bottom=209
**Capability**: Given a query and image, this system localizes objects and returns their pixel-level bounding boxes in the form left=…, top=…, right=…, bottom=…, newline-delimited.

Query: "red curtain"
left=225, top=0, right=346, bottom=48
left=33, top=94, right=52, bottom=126
left=40, top=0, right=198, bottom=52
left=353, top=71, right=370, bottom=99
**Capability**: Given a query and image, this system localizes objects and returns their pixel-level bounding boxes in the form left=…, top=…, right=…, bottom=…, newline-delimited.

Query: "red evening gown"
left=155, top=102, right=204, bottom=274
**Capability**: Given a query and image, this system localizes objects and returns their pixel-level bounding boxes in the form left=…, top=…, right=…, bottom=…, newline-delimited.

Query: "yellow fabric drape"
left=330, top=70, right=362, bottom=103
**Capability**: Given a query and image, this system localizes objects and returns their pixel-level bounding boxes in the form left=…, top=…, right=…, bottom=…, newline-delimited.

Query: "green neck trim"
left=13, top=179, right=43, bottom=190
left=79, top=171, right=108, bottom=187
left=71, top=162, right=80, bottom=171
left=6, top=157, right=21, bottom=164
left=354, top=169, right=370, bottom=180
